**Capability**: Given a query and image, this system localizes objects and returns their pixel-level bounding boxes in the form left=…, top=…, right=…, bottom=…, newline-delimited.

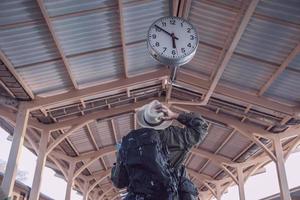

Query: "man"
left=111, top=100, right=208, bottom=200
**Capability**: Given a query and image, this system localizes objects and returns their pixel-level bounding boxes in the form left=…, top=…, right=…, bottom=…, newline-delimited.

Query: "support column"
left=65, top=162, right=75, bottom=200
left=215, top=182, right=222, bottom=200
left=274, top=138, right=291, bottom=200
left=29, top=131, right=49, bottom=200
left=83, top=180, right=89, bottom=200
left=237, top=166, right=245, bottom=200
left=1, top=104, right=29, bottom=198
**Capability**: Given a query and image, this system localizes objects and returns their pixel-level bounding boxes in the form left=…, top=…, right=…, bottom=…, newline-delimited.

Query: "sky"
left=0, top=126, right=299, bottom=200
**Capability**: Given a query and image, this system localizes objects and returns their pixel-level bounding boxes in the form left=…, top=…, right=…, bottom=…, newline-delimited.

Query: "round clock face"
left=147, top=16, right=199, bottom=66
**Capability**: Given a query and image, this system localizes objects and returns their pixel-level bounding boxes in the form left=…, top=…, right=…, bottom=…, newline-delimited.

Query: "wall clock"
left=147, top=16, right=199, bottom=67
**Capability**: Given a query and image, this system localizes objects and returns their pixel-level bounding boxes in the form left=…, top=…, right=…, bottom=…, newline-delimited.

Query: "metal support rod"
left=29, top=131, right=49, bottom=200
left=1, top=104, right=29, bottom=198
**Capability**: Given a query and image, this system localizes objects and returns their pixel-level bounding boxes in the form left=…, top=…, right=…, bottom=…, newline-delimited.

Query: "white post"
left=237, top=166, right=245, bottom=200
left=1, top=103, right=29, bottom=198
left=29, top=131, right=49, bottom=200
left=83, top=180, right=89, bottom=200
left=273, top=138, right=291, bottom=200
left=65, top=162, right=75, bottom=200
left=215, top=182, right=222, bottom=200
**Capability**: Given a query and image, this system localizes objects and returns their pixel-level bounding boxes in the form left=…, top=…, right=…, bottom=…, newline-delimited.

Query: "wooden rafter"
left=0, top=50, right=35, bottom=99
left=258, top=43, right=300, bottom=96
left=36, top=0, right=78, bottom=89
left=117, top=0, right=129, bottom=78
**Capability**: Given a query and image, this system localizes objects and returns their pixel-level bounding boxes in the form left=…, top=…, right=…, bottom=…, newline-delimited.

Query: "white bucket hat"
left=136, top=100, right=173, bottom=130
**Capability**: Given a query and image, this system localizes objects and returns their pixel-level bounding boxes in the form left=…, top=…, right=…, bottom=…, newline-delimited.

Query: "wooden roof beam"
left=117, top=0, right=129, bottom=78
left=26, top=69, right=169, bottom=110
left=169, top=0, right=260, bottom=106
left=258, top=43, right=300, bottom=96
left=36, top=0, right=78, bottom=89
left=0, top=50, right=35, bottom=99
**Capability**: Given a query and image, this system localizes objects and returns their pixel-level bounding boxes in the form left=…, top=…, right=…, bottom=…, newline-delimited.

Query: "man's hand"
left=156, top=104, right=179, bottom=121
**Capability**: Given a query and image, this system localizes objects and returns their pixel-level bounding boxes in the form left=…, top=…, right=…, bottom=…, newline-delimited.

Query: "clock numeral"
left=187, top=43, right=192, bottom=47
left=155, top=27, right=161, bottom=32
left=187, top=28, right=191, bottom=33
left=162, top=22, right=166, bottom=27
left=190, top=35, right=195, bottom=40
left=155, top=42, right=160, bottom=47
left=170, top=19, right=176, bottom=25
left=152, top=34, right=156, bottom=39
left=181, top=48, right=186, bottom=53
left=163, top=47, right=167, bottom=53
left=172, top=50, right=176, bottom=55
left=181, top=23, right=183, bottom=27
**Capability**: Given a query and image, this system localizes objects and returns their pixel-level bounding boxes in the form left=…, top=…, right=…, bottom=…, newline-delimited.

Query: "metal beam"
left=36, top=0, right=78, bottom=89
left=73, top=146, right=115, bottom=179
left=44, top=98, right=162, bottom=131
left=1, top=104, right=29, bottom=198
left=175, top=72, right=295, bottom=116
left=174, top=105, right=275, bottom=138
left=87, top=170, right=111, bottom=194
left=117, top=0, right=129, bottom=78
left=0, top=50, right=34, bottom=99
left=111, top=119, right=118, bottom=144
left=26, top=69, right=169, bottom=110
left=169, top=0, right=260, bottom=106
left=273, top=138, right=291, bottom=200
left=258, top=43, right=300, bottom=96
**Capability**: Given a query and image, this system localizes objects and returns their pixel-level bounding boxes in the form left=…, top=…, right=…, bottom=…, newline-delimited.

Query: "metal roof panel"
left=51, top=8, right=121, bottom=56
left=68, top=48, right=124, bottom=89
left=0, top=23, right=60, bottom=67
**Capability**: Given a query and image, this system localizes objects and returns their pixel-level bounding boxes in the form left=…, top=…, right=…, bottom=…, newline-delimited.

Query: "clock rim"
left=146, top=16, right=199, bottom=66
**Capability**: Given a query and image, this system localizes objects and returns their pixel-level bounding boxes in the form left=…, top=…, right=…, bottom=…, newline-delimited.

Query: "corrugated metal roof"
left=93, top=120, right=115, bottom=147
left=183, top=44, right=221, bottom=77
left=68, top=127, right=95, bottom=154
left=199, top=125, right=232, bottom=153
left=188, top=0, right=238, bottom=47
left=103, top=154, right=116, bottom=168
left=0, top=0, right=42, bottom=26
left=0, top=23, right=60, bottom=67
left=187, top=156, right=207, bottom=171
left=264, top=69, right=300, bottom=105
left=43, top=0, right=115, bottom=17
left=220, top=54, right=278, bottom=93
left=50, top=8, right=121, bottom=56
left=122, top=0, right=168, bottom=44
left=288, top=54, right=300, bottom=71
left=201, top=162, right=220, bottom=177
left=218, top=132, right=252, bottom=159
left=68, top=47, right=124, bottom=89
left=235, top=17, right=300, bottom=64
left=256, top=0, right=300, bottom=25
left=114, top=114, right=133, bottom=139
left=87, top=159, right=103, bottom=173
left=126, top=41, right=162, bottom=77
left=15, top=59, right=72, bottom=97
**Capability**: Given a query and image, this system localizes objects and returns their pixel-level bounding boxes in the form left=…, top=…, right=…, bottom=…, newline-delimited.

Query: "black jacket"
left=112, top=112, right=209, bottom=199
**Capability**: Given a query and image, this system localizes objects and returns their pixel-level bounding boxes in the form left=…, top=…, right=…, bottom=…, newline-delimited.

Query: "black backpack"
left=119, top=128, right=177, bottom=199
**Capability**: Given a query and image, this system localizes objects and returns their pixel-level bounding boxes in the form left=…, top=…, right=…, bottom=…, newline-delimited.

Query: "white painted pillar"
left=29, top=131, right=49, bottom=200
left=83, top=180, right=89, bottom=200
left=237, top=166, right=245, bottom=200
left=274, top=138, right=291, bottom=200
left=215, top=182, right=222, bottom=200
left=1, top=104, right=29, bottom=198
left=65, top=162, right=75, bottom=200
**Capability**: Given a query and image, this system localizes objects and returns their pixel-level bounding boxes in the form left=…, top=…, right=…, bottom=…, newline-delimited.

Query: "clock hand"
left=171, top=34, right=176, bottom=49
left=154, top=25, right=179, bottom=40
